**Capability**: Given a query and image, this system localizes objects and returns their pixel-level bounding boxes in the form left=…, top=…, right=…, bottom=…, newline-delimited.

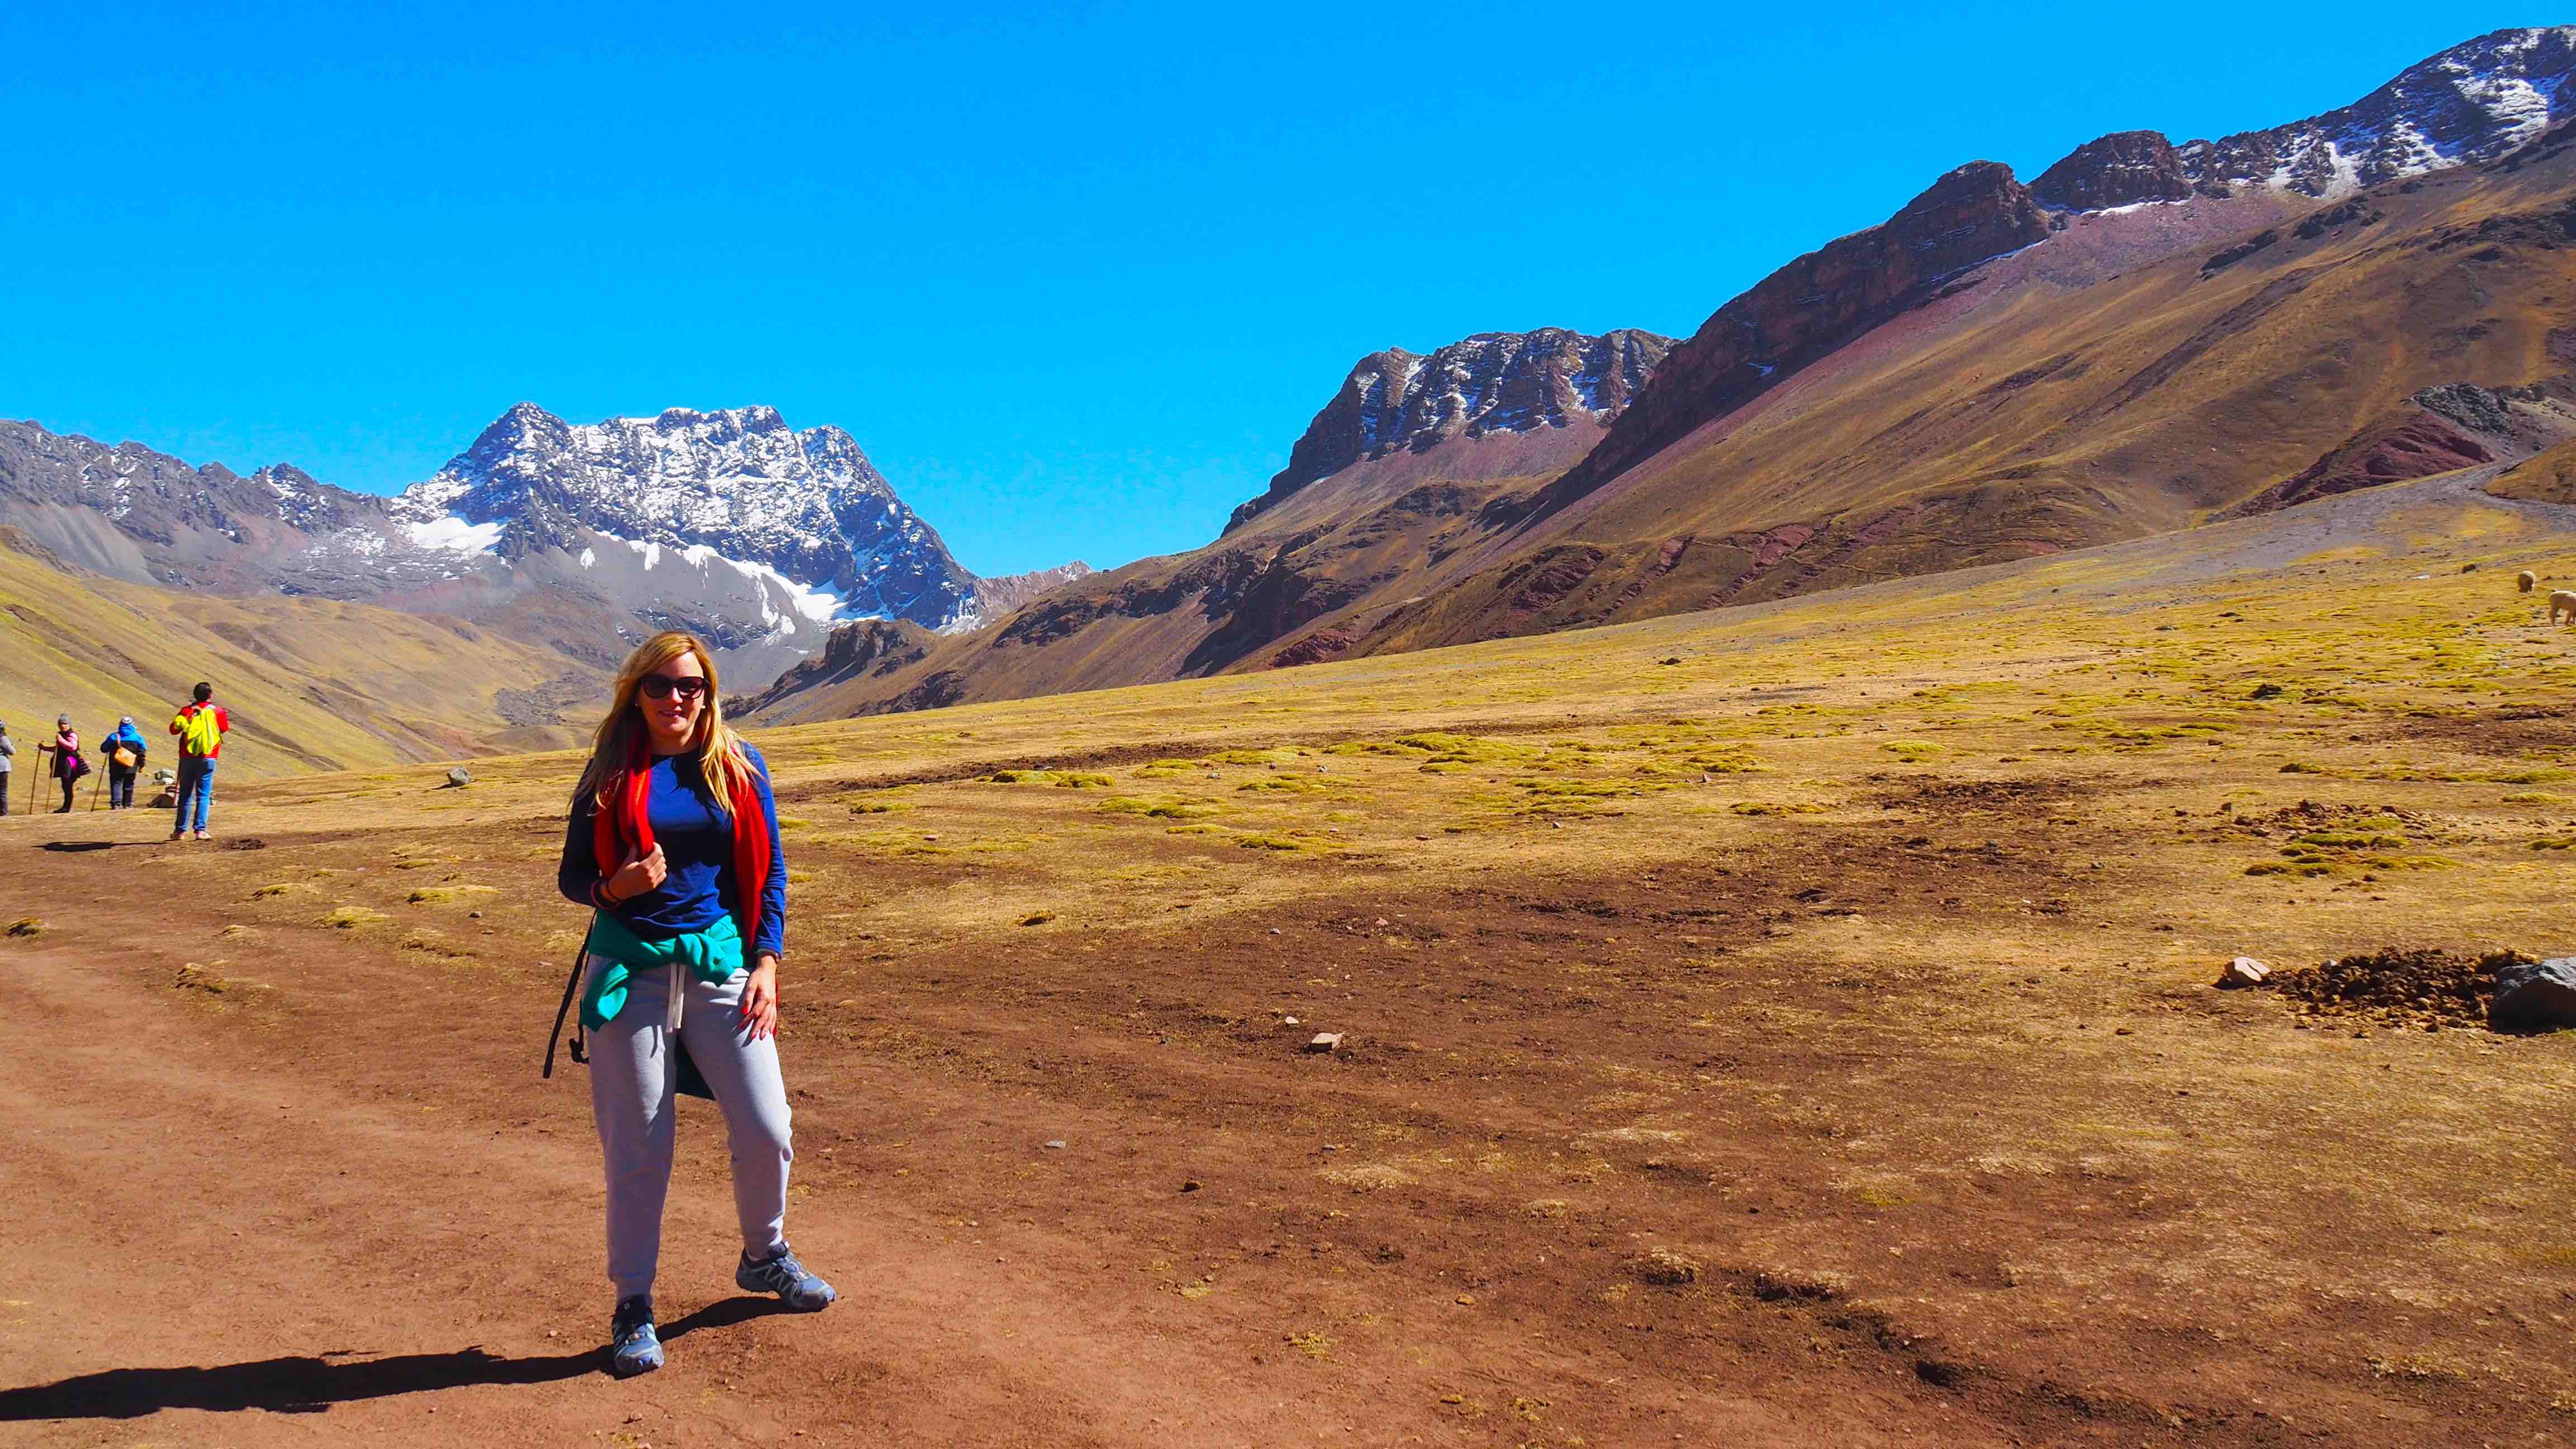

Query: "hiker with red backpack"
left=169, top=683, right=228, bottom=841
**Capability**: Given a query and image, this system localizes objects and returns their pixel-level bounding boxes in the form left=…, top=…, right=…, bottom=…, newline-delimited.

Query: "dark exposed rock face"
left=1227, top=328, right=1673, bottom=532
left=2030, top=131, right=2194, bottom=211
left=736, top=617, right=934, bottom=715
left=1539, top=162, right=2053, bottom=515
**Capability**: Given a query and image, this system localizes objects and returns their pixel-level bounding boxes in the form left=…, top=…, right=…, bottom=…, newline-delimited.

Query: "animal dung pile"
left=2267, top=946, right=2534, bottom=1029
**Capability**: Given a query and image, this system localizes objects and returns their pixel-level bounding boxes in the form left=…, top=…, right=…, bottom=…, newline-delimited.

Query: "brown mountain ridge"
left=741, top=29, right=2576, bottom=724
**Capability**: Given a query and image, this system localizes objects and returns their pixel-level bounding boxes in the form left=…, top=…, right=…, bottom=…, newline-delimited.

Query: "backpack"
left=178, top=707, right=222, bottom=757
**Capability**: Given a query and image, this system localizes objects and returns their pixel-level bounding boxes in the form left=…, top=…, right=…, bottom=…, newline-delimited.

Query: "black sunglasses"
left=638, top=675, right=709, bottom=701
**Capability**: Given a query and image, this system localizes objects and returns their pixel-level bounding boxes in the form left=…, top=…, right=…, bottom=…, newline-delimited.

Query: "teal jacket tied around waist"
left=579, top=910, right=744, bottom=1031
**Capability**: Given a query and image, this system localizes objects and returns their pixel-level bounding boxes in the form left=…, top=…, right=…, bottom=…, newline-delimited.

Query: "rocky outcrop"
left=2224, top=412, right=2493, bottom=518
left=736, top=617, right=934, bottom=714
left=1537, top=162, right=2053, bottom=515
left=1227, top=328, right=1673, bottom=531
left=2030, top=130, right=2194, bottom=211
left=968, top=561, right=1095, bottom=622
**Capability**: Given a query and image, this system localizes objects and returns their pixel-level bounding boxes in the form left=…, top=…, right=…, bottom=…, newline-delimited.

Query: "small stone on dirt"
left=2218, top=956, right=2270, bottom=989
left=1306, top=1033, right=1343, bottom=1053
left=1043, top=1139, right=1067, bottom=1150
left=443, top=767, right=471, bottom=788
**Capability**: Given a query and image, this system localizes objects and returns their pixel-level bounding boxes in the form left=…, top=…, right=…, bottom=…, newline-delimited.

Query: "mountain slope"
left=3, top=403, right=1088, bottom=692
left=740, top=326, right=1675, bottom=719
left=745, top=26, right=2576, bottom=723
left=0, top=528, right=602, bottom=776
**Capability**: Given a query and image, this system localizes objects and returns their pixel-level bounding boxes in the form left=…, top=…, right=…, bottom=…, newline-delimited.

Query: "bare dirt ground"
left=6, top=470, right=2576, bottom=1447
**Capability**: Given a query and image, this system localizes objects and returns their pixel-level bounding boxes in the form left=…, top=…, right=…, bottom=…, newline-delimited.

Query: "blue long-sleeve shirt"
left=557, top=744, right=788, bottom=962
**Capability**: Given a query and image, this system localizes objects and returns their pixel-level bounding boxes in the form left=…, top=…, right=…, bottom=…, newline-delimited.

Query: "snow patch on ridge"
left=407, top=516, right=506, bottom=553
left=609, top=532, right=864, bottom=639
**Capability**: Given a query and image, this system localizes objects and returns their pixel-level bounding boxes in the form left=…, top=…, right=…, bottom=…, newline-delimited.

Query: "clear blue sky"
left=1, top=3, right=2547, bottom=575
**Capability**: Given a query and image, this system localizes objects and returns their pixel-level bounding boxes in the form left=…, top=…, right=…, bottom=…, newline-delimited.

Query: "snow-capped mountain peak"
left=395, top=402, right=977, bottom=631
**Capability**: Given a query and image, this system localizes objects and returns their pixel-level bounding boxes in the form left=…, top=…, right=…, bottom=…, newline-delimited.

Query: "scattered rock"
left=1306, top=1033, right=1344, bottom=1053
left=1282, top=1016, right=1299, bottom=1026
left=2217, top=956, right=2270, bottom=989
left=3, top=917, right=42, bottom=939
left=2250, top=683, right=2285, bottom=699
left=2490, top=958, right=2576, bottom=1032
left=1043, top=1139, right=1067, bottom=1150
left=1180, top=1180, right=1201, bottom=1193
left=2269, top=946, right=2533, bottom=1029
left=2463, top=562, right=2480, bottom=574
left=442, top=767, right=471, bottom=788
left=1627, top=1248, right=1701, bottom=1285
left=1019, top=910, right=1055, bottom=926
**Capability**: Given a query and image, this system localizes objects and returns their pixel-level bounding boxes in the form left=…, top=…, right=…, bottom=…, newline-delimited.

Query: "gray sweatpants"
left=585, top=955, right=794, bottom=1300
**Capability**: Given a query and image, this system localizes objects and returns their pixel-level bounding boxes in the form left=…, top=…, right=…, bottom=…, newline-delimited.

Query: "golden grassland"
left=13, top=468, right=2576, bottom=1438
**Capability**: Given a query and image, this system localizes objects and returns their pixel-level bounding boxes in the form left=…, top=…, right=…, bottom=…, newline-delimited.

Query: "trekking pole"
left=88, top=768, right=103, bottom=811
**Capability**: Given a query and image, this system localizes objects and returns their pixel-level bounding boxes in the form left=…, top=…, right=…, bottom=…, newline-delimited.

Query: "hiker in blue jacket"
left=100, top=717, right=148, bottom=809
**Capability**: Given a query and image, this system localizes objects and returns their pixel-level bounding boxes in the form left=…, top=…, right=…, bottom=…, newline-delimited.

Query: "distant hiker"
left=101, top=716, right=148, bottom=809
left=552, top=630, right=830, bottom=1379
left=169, top=683, right=228, bottom=841
left=37, top=716, right=86, bottom=813
left=0, top=720, right=13, bottom=817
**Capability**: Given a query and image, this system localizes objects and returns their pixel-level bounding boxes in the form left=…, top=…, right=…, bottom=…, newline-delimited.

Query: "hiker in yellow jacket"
left=169, top=683, right=229, bottom=841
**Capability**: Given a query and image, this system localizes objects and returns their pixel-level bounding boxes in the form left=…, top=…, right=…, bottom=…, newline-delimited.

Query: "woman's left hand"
left=741, top=954, right=780, bottom=1041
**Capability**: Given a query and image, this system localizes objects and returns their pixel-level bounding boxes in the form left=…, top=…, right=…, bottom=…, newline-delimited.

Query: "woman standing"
left=556, top=631, right=835, bottom=1379
left=38, top=716, right=85, bottom=813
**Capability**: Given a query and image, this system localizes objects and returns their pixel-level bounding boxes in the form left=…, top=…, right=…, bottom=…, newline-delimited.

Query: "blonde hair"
left=575, top=631, right=754, bottom=810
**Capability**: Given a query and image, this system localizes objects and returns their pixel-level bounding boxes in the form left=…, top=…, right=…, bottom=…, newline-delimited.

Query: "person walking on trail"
left=36, top=716, right=86, bottom=813
left=553, top=630, right=832, bottom=1380
left=0, top=720, right=13, bottom=817
left=101, top=716, right=148, bottom=809
left=169, top=683, right=228, bottom=841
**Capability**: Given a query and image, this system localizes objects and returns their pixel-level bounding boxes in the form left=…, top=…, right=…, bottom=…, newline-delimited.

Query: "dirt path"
left=0, top=932, right=1394, bottom=1447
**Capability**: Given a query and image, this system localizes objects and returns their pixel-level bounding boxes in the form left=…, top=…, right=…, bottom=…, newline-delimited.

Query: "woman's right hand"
left=605, top=844, right=667, bottom=903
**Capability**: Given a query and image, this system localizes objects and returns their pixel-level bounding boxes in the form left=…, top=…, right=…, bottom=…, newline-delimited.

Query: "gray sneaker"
left=608, top=1295, right=664, bottom=1378
left=737, top=1244, right=836, bottom=1310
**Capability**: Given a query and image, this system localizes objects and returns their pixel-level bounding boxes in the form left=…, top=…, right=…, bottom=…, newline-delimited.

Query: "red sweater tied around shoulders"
left=590, top=737, right=771, bottom=953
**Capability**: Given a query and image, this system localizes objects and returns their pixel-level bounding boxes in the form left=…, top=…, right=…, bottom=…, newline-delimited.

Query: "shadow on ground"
left=0, top=1298, right=788, bottom=1419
